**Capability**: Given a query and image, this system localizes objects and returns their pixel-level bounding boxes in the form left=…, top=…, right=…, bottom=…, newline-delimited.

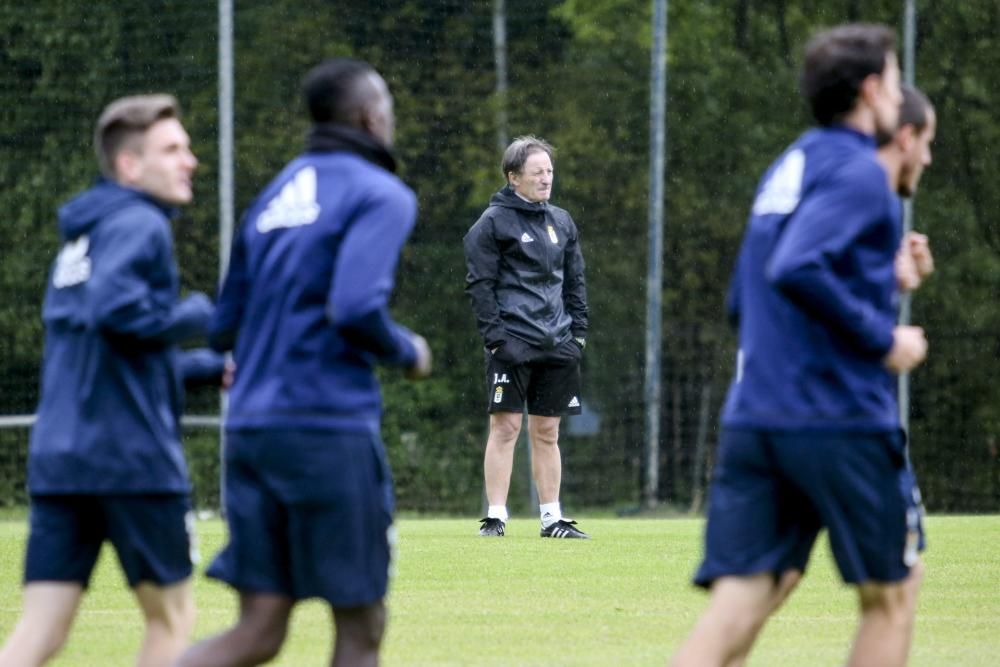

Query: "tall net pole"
left=493, top=0, right=509, bottom=153
left=644, top=0, right=668, bottom=509
left=218, top=0, right=234, bottom=509
left=898, top=0, right=916, bottom=432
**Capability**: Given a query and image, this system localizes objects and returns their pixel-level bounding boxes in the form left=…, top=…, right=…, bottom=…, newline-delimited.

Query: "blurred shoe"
left=479, top=517, right=505, bottom=536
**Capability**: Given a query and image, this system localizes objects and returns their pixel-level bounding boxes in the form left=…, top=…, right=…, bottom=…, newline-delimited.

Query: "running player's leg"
left=774, top=430, right=922, bottom=667
left=0, top=495, right=104, bottom=666
left=178, top=430, right=297, bottom=666
left=134, top=579, right=195, bottom=667
left=673, top=429, right=819, bottom=667
left=104, top=494, right=197, bottom=667
left=0, top=583, right=83, bottom=667
left=175, top=592, right=294, bottom=666
left=331, top=601, right=386, bottom=667
left=672, top=572, right=796, bottom=667
left=849, top=560, right=922, bottom=667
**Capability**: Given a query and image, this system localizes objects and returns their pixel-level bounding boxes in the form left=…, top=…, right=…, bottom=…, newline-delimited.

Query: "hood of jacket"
left=489, top=185, right=551, bottom=215
left=58, top=179, right=174, bottom=240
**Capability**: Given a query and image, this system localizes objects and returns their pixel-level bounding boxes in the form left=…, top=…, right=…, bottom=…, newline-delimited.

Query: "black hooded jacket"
left=463, top=185, right=588, bottom=354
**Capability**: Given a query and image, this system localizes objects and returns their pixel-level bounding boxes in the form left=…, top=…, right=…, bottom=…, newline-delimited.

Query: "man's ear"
left=895, top=123, right=916, bottom=153
left=859, top=72, right=883, bottom=109
left=114, top=150, right=141, bottom=185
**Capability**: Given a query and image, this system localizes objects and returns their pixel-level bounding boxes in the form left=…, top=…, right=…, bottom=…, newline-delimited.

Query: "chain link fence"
left=2, top=1, right=998, bottom=514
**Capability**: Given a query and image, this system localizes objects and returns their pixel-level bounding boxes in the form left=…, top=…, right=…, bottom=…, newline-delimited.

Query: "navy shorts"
left=208, top=428, right=395, bottom=607
left=694, top=428, right=922, bottom=588
left=25, top=494, right=195, bottom=588
left=485, top=338, right=583, bottom=416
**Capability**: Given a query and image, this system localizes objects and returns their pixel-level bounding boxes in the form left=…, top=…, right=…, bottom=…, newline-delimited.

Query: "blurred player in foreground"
left=176, top=58, right=431, bottom=667
left=0, top=94, right=218, bottom=667
left=672, top=25, right=934, bottom=667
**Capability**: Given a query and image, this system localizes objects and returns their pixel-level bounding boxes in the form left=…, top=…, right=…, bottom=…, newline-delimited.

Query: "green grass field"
left=0, top=515, right=997, bottom=665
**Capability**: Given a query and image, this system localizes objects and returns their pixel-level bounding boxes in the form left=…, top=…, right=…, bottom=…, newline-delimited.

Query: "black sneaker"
left=479, top=517, right=505, bottom=536
left=540, top=519, right=589, bottom=539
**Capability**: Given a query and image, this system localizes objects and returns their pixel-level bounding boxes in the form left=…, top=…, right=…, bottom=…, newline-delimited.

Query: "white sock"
left=540, top=502, right=562, bottom=527
left=488, top=505, right=508, bottom=522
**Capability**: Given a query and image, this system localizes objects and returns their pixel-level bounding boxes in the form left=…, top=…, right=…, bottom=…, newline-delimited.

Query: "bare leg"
left=174, top=592, right=293, bottom=667
left=671, top=573, right=795, bottom=667
left=331, top=601, right=386, bottom=667
left=483, top=412, right=522, bottom=507
left=0, top=582, right=83, bottom=667
left=848, top=560, right=923, bottom=667
left=723, top=570, right=802, bottom=667
left=133, top=578, right=195, bottom=667
left=527, top=415, right=562, bottom=504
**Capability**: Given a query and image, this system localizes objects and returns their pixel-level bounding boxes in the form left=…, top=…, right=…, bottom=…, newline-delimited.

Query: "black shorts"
left=485, top=337, right=583, bottom=416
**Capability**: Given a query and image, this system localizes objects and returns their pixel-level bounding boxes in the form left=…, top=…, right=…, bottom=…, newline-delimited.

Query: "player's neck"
left=840, top=105, right=877, bottom=138
left=875, top=148, right=904, bottom=193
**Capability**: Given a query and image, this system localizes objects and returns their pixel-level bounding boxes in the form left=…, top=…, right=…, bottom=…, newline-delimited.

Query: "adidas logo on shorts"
left=567, top=396, right=580, bottom=408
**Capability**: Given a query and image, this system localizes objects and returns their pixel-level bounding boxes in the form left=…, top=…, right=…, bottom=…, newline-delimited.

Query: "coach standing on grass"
left=672, top=25, right=931, bottom=667
left=464, top=136, right=590, bottom=539
left=176, top=58, right=431, bottom=667
left=0, top=95, right=218, bottom=667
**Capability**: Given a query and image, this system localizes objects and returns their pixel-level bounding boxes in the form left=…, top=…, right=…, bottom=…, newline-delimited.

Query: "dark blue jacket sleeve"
left=91, top=209, right=213, bottom=345
left=326, top=186, right=418, bottom=367
left=209, top=225, right=249, bottom=352
left=765, top=164, right=895, bottom=357
left=179, top=348, right=226, bottom=386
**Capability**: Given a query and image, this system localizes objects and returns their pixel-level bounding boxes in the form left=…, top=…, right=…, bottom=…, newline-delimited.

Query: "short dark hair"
left=94, top=94, right=179, bottom=178
left=876, top=84, right=933, bottom=146
left=302, top=57, right=377, bottom=124
left=898, top=84, right=932, bottom=131
left=501, top=136, right=555, bottom=181
left=799, top=23, right=897, bottom=126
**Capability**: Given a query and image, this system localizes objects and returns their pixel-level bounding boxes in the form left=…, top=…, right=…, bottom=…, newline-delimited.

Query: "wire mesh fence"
left=2, top=1, right=999, bottom=514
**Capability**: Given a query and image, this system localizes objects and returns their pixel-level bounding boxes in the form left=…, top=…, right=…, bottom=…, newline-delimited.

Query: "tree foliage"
left=1, top=0, right=998, bottom=511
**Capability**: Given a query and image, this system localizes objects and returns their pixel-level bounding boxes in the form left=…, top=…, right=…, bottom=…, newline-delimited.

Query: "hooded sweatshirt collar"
left=306, top=123, right=397, bottom=173
left=58, top=178, right=176, bottom=239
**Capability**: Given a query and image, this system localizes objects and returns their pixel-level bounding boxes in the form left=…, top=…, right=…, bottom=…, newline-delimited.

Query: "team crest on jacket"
left=53, top=235, right=92, bottom=288
left=546, top=224, right=558, bottom=244
left=256, top=167, right=321, bottom=233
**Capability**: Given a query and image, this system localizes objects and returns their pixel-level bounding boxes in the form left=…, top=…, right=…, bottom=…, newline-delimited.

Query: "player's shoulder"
left=102, top=194, right=171, bottom=241
left=321, top=153, right=417, bottom=210
left=802, top=127, right=885, bottom=183
left=260, top=154, right=417, bottom=220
